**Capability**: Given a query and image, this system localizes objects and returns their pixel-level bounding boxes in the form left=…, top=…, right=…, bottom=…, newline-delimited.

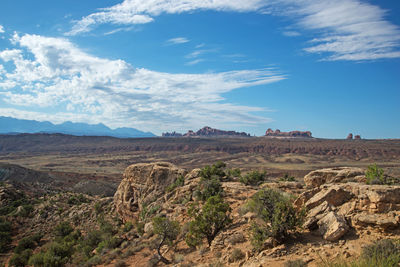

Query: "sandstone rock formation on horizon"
left=265, top=128, right=312, bottom=138
left=162, top=126, right=251, bottom=137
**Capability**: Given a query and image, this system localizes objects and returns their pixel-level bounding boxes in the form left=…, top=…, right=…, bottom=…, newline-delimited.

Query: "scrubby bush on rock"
left=186, top=195, right=232, bottom=247
left=245, top=188, right=304, bottom=250
left=240, top=170, right=266, bottom=185
left=152, top=216, right=180, bottom=264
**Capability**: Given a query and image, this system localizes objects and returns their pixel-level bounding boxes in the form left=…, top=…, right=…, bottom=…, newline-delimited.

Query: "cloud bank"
left=67, top=0, right=400, bottom=61
left=0, top=34, right=284, bottom=133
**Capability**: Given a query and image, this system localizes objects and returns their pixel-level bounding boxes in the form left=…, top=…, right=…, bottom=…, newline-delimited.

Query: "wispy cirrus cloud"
left=282, top=31, right=300, bottom=37
left=185, top=59, right=204, bottom=66
left=67, top=0, right=400, bottom=61
left=0, top=33, right=284, bottom=134
left=166, top=37, right=190, bottom=45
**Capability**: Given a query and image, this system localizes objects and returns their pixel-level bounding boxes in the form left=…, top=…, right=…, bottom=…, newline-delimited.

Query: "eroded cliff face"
left=114, top=162, right=187, bottom=222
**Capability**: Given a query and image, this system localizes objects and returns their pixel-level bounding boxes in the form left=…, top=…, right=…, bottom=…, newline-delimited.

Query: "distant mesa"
left=346, top=133, right=362, bottom=140
left=162, top=126, right=251, bottom=137
left=265, top=128, right=312, bottom=138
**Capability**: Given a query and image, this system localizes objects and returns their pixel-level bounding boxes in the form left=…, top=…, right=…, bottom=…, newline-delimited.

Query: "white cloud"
left=0, top=25, right=4, bottom=33
left=185, top=59, right=204, bottom=66
left=166, top=37, right=190, bottom=45
left=66, top=0, right=265, bottom=35
left=0, top=33, right=284, bottom=134
left=282, top=31, right=300, bottom=37
left=67, top=0, right=400, bottom=61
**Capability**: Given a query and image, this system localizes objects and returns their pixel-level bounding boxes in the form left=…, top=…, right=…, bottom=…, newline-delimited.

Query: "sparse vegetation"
left=123, top=221, right=133, bottom=232
left=321, top=239, right=400, bottom=267
left=239, top=170, right=266, bottom=185
left=280, top=173, right=296, bottom=182
left=67, top=194, right=89, bottom=205
left=365, top=164, right=400, bottom=185
left=152, top=216, right=180, bottom=264
left=166, top=174, right=185, bottom=192
left=196, top=162, right=227, bottom=201
left=245, top=188, right=304, bottom=250
left=0, top=218, right=12, bottom=252
left=366, top=164, right=385, bottom=185
left=199, top=161, right=227, bottom=180
left=229, top=248, right=245, bottom=262
left=284, top=259, right=307, bottom=267
left=186, top=195, right=232, bottom=247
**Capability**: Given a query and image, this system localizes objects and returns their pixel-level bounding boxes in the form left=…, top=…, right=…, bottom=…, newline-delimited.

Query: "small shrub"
left=135, top=221, right=145, bottom=236
left=152, top=216, right=180, bottom=264
left=366, top=164, right=385, bottom=185
left=186, top=196, right=232, bottom=247
left=166, top=175, right=185, bottom=192
left=0, top=219, right=12, bottom=252
left=280, top=174, right=296, bottom=182
left=94, top=202, right=103, bottom=214
left=198, top=176, right=223, bottom=201
left=86, top=255, right=102, bottom=266
left=147, top=255, right=160, bottom=267
left=229, top=248, right=245, bottom=262
left=14, top=234, right=41, bottom=254
left=54, top=221, right=74, bottom=237
left=239, top=171, right=266, bottom=185
left=123, top=221, right=133, bottom=232
left=246, top=188, right=304, bottom=249
left=284, top=259, right=307, bottom=267
left=173, top=253, right=185, bottom=263
left=139, top=203, right=160, bottom=222
left=9, top=249, right=33, bottom=267
left=18, top=204, right=34, bottom=217
left=227, top=168, right=241, bottom=179
left=199, top=161, right=226, bottom=180
left=29, top=241, right=74, bottom=267
left=114, top=260, right=127, bottom=267
left=361, top=239, right=400, bottom=264
left=226, top=232, right=245, bottom=245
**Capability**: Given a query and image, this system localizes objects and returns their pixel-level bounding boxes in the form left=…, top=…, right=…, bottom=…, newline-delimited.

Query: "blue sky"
left=0, top=0, right=399, bottom=138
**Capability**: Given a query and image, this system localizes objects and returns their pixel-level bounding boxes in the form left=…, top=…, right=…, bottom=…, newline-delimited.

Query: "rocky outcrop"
left=163, top=126, right=251, bottom=138
left=354, top=135, right=361, bottom=140
left=298, top=168, right=400, bottom=241
left=347, top=133, right=353, bottom=140
left=265, top=128, right=312, bottom=138
left=304, top=167, right=365, bottom=187
left=114, top=162, right=187, bottom=222
left=194, top=126, right=250, bottom=137
left=162, top=131, right=182, bottom=137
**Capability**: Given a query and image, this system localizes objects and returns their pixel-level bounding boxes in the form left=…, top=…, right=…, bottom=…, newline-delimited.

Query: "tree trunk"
left=157, top=236, right=170, bottom=264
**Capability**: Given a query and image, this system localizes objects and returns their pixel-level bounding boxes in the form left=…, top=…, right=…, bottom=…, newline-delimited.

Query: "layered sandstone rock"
left=265, top=128, right=312, bottom=138
left=162, top=126, right=251, bottom=137
left=298, top=168, right=400, bottom=241
left=304, top=167, right=365, bottom=187
left=114, top=162, right=187, bottom=222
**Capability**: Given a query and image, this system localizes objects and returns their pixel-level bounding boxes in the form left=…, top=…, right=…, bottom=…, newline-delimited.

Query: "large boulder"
left=114, top=162, right=187, bottom=222
left=304, top=167, right=364, bottom=187
left=317, top=211, right=349, bottom=241
left=296, top=179, right=400, bottom=241
left=305, top=185, right=353, bottom=210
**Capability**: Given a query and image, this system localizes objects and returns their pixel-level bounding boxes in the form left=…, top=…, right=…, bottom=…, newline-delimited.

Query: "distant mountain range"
left=0, top=116, right=155, bottom=138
